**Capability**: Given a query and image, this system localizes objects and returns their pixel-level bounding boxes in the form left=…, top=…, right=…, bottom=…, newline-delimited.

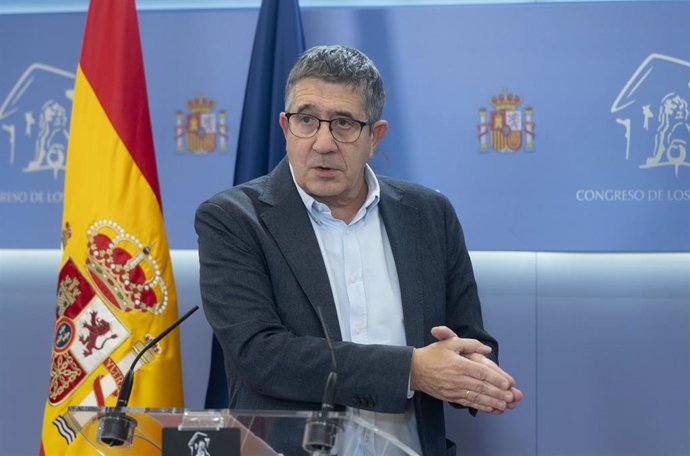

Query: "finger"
left=455, top=382, right=522, bottom=414
left=509, top=386, right=523, bottom=403
left=464, top=353, right=515, bottom=386
left=459, top=357, right=512, bottom=391
left=444, top=337, right=492, bottom=356
left=431, top=326, right=457, bottom=341
left=458, top=388, right=510, bottom=413
left=501, top=387, right=522, bottom=410
left=455, top=389, right=498, bottom=413
left=465, top=378, right=515, bottom=405
left=442, top=359, right=515, bottom=407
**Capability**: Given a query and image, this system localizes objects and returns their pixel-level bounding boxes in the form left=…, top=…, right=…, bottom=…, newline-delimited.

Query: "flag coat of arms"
left=39, top=1, right=183, bottom=454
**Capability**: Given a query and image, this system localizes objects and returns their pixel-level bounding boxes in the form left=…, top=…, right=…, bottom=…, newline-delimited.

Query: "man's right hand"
left=409, top=328, right=519, bottom=414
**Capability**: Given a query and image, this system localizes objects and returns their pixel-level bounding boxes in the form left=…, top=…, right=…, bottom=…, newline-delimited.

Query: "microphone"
left=302, top=306, right=340, bottom=455
left=97, top=305, right=199, bottom=447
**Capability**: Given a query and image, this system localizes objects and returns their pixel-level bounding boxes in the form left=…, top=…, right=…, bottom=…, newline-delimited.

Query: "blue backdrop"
left=1, top=3, right=689, bottom=456
left=1, top=2, right=688, bottom=251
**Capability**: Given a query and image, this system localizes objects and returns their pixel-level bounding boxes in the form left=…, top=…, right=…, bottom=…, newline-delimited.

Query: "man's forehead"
left=289, top=78, right=365, bottom=114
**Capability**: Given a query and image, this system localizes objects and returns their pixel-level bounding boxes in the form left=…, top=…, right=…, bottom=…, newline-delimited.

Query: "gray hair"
left=285, top=45, right=385, bottom=121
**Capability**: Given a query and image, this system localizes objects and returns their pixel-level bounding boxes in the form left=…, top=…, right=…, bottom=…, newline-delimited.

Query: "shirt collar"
left=289, top=161, right=381, bottom=223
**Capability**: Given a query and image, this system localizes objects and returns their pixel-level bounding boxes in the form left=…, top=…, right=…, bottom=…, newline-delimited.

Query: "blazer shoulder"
left=199, top=174, right=271, bottom=211
left=379, top=175, right=453, bottom=210
left=200, top=159, right=296, bottom=212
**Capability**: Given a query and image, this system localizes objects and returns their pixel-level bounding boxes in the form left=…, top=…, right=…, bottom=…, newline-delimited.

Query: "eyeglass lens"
left=288, top=114, right=364, bottom=143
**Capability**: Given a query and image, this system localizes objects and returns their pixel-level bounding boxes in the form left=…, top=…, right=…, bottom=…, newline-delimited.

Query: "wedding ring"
left=465, top=389, right=471, bottom=399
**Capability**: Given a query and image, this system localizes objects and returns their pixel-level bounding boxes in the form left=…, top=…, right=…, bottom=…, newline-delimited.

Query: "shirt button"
left=345, top=228, right=351, bottom=235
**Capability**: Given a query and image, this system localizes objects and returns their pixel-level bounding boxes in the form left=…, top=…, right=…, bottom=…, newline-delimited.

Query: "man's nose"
left=312, top=121, right=336, bottom=152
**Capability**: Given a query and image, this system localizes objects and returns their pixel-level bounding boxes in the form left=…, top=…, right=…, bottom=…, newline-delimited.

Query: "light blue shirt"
left=290, top=163, right=422, bottom=455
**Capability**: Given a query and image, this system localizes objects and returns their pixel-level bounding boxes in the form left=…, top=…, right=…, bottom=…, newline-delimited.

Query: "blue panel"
left=0, top=13, right=83, bottom=248
left=301, top=3, right=690, bottom=252
left=0, top=250, right=60, bottom=456
left=2, top=3, right=689, bottom=251
left=446, top=252, right=538, bottom=456
left=139, top=9, right=256, bottom=250
left=167, top=250, right=212, bottom=409
left=2, top=250, right=689, bottom=455
left=536, top=253, right=690, bottom=455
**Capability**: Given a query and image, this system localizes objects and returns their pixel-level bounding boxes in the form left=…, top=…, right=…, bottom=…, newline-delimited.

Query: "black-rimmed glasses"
left=285, top=112, right=371, bottom=143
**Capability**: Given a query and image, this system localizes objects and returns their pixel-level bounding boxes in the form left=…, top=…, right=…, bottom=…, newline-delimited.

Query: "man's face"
left=280, top=78, right=387, bottom=212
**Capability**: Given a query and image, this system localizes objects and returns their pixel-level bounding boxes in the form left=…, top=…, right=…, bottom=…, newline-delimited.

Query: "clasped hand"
left=410, top=326, right=522, bottom=414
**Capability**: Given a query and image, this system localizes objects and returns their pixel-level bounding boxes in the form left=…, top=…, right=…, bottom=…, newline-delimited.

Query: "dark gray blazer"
left=195, top=159, right=498, bottom=456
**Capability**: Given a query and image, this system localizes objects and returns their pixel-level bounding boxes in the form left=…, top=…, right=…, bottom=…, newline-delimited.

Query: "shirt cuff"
left=407, top=348, right=415, bottom=399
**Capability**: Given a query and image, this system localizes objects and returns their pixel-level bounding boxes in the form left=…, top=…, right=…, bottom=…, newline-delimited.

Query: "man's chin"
left=304, top=182, right=345, bottom=200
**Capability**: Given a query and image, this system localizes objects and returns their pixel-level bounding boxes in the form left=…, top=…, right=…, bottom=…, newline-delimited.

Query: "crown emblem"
left=490, top=89, right=522, bottom=111
left=187, top=96, right=215, bottom=113
left=478, top=89, right=534, bottom=153
left=85, top=220, right=168, bottom=315
left=176, top=94, right=228, bottom=154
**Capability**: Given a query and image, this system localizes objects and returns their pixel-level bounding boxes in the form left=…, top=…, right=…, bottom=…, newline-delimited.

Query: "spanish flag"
left=39, top=1, right=183, bottom=454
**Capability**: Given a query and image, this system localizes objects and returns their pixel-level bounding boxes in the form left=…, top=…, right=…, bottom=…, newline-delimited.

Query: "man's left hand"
left=431, top=326, right=523, bottom=413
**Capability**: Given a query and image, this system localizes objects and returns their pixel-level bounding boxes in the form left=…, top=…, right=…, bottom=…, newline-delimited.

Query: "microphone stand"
left=97, top=305, right=199, bottom=447
left=302, top=306, right=340, bottom=455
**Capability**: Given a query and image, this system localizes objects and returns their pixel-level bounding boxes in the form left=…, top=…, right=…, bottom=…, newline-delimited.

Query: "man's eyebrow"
left=330, top=110, right=359, bottom=119
left=293, top=104, right=360, bottom=119
left=294, top=103, right=316, bottom=113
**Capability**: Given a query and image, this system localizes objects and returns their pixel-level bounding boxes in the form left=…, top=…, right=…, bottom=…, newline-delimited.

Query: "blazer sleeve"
left=195, top=195, right=414, bottom=414
left=443, top=196, right=498, bottom=360
left=438, top=195, right=499, bottom=414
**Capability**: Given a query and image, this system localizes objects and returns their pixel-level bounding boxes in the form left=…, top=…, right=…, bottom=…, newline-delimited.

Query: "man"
left=196, top=45, right=522, bottom=456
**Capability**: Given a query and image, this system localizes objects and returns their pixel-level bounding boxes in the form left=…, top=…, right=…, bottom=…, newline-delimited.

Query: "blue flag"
left=205, top=0, right=305, bottom=409
left=233, top=0, right=306, bottom=183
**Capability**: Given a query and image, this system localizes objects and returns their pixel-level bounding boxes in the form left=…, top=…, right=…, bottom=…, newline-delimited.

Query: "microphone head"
left=92, top=306, right=198, bottom=448
left=302, top=416, right=340, bottom=454
left=97, top=411, right=137, bottom=447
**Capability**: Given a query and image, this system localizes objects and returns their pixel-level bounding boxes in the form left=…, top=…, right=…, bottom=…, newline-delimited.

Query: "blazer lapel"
left=379, top=180, right=425, bottom=348
left=258, top=160, right=343, bottom=341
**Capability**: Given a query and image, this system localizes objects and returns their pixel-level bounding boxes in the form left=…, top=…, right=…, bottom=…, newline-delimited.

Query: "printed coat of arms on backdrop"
left=478, top=89, right=535, bottom=153
left=175, top=95, right=228, bottom=154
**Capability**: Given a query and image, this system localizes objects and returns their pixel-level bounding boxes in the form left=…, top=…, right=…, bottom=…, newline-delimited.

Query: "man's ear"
left=279, top=112, right=289, bottom=139
left=369, top=120, right=388, bottom=156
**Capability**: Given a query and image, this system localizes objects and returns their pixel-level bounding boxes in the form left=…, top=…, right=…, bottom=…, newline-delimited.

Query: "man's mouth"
left=312, top=166, right=339, bottom=176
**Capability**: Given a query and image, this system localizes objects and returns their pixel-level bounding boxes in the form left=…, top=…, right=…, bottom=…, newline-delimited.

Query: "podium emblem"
left=188, top=431, right=211, bottom=456
left=162, top=428, right=240, bottom=456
